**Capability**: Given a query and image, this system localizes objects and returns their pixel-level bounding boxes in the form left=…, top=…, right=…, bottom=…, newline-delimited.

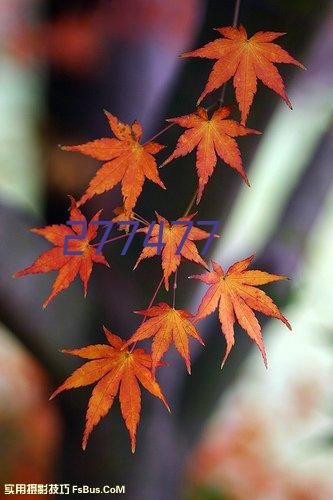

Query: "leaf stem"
left=218, top=0, right=242, bottom=106
left=133, top=212, right=150, bottom=226
left=144, top=122, right=174, bottom=145
left=232, top=0, right=242, bottom=27
left=141, top=275, right=164, bottom=324
left=172, top=270, right=178, bottom=309
left=91, top=233, right=129, bottom=247
left=183, top=190, right=198, bottom=217
left=130, top=275, right=164, bottom=352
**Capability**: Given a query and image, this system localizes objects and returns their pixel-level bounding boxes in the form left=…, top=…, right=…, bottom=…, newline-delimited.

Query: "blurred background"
left=0, top=0, right=332, bottom=498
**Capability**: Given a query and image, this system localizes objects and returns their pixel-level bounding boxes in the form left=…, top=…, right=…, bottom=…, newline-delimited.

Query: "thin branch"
left=142, top=275, right=164, bottom=322
left=218, top=0, right=242, bottom=106
left=183, top=190, right=198, bottom=217
left=172, top=270, right=178, bottom=309
left=130, top=274, right=164, bottom=352
left=141, top=0, right=243, bottom=260
left=130, top=275, right=164, bottom=352
left=186, top=0, right=243, bottom=212
left=232, top=0, right=242, bottom=27
left=218, top=84, right=228, bottom=107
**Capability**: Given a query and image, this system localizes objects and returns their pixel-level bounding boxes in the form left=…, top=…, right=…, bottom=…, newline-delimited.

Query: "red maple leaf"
left=162, top=106, right=260, bottom=201
left=183, top=26, right=305, bottom=123
left=50, top=327, right=169, bottom=452
left=62, top=111, right=166, bottom=212
left=14, top=197, right=109, bottom=308
left=127, top=302, right=204, bottom=373
left=190, top=255, right=291, bottom=366
left=134, top=214, right=214, bottom=290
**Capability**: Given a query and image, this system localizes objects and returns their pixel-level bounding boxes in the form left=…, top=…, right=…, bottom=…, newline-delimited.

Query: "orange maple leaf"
left=62, top=111, right=166, bottom=211
left=161, top=106, right=260, bottom=201
left=14, top=197, right=109, bottom=308
left=50, top=327, right=169, bottom=452
left=134, top=214, right=214, bottom=290
left=126, top=302, right=204, bottom=374
left=183, top=26, right=305, bottom=124
left=190, top=255, right=291, bottom=367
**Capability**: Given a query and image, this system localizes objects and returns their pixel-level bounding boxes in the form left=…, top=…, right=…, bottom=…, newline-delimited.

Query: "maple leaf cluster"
left=14, top=24, right=303, bottom=452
